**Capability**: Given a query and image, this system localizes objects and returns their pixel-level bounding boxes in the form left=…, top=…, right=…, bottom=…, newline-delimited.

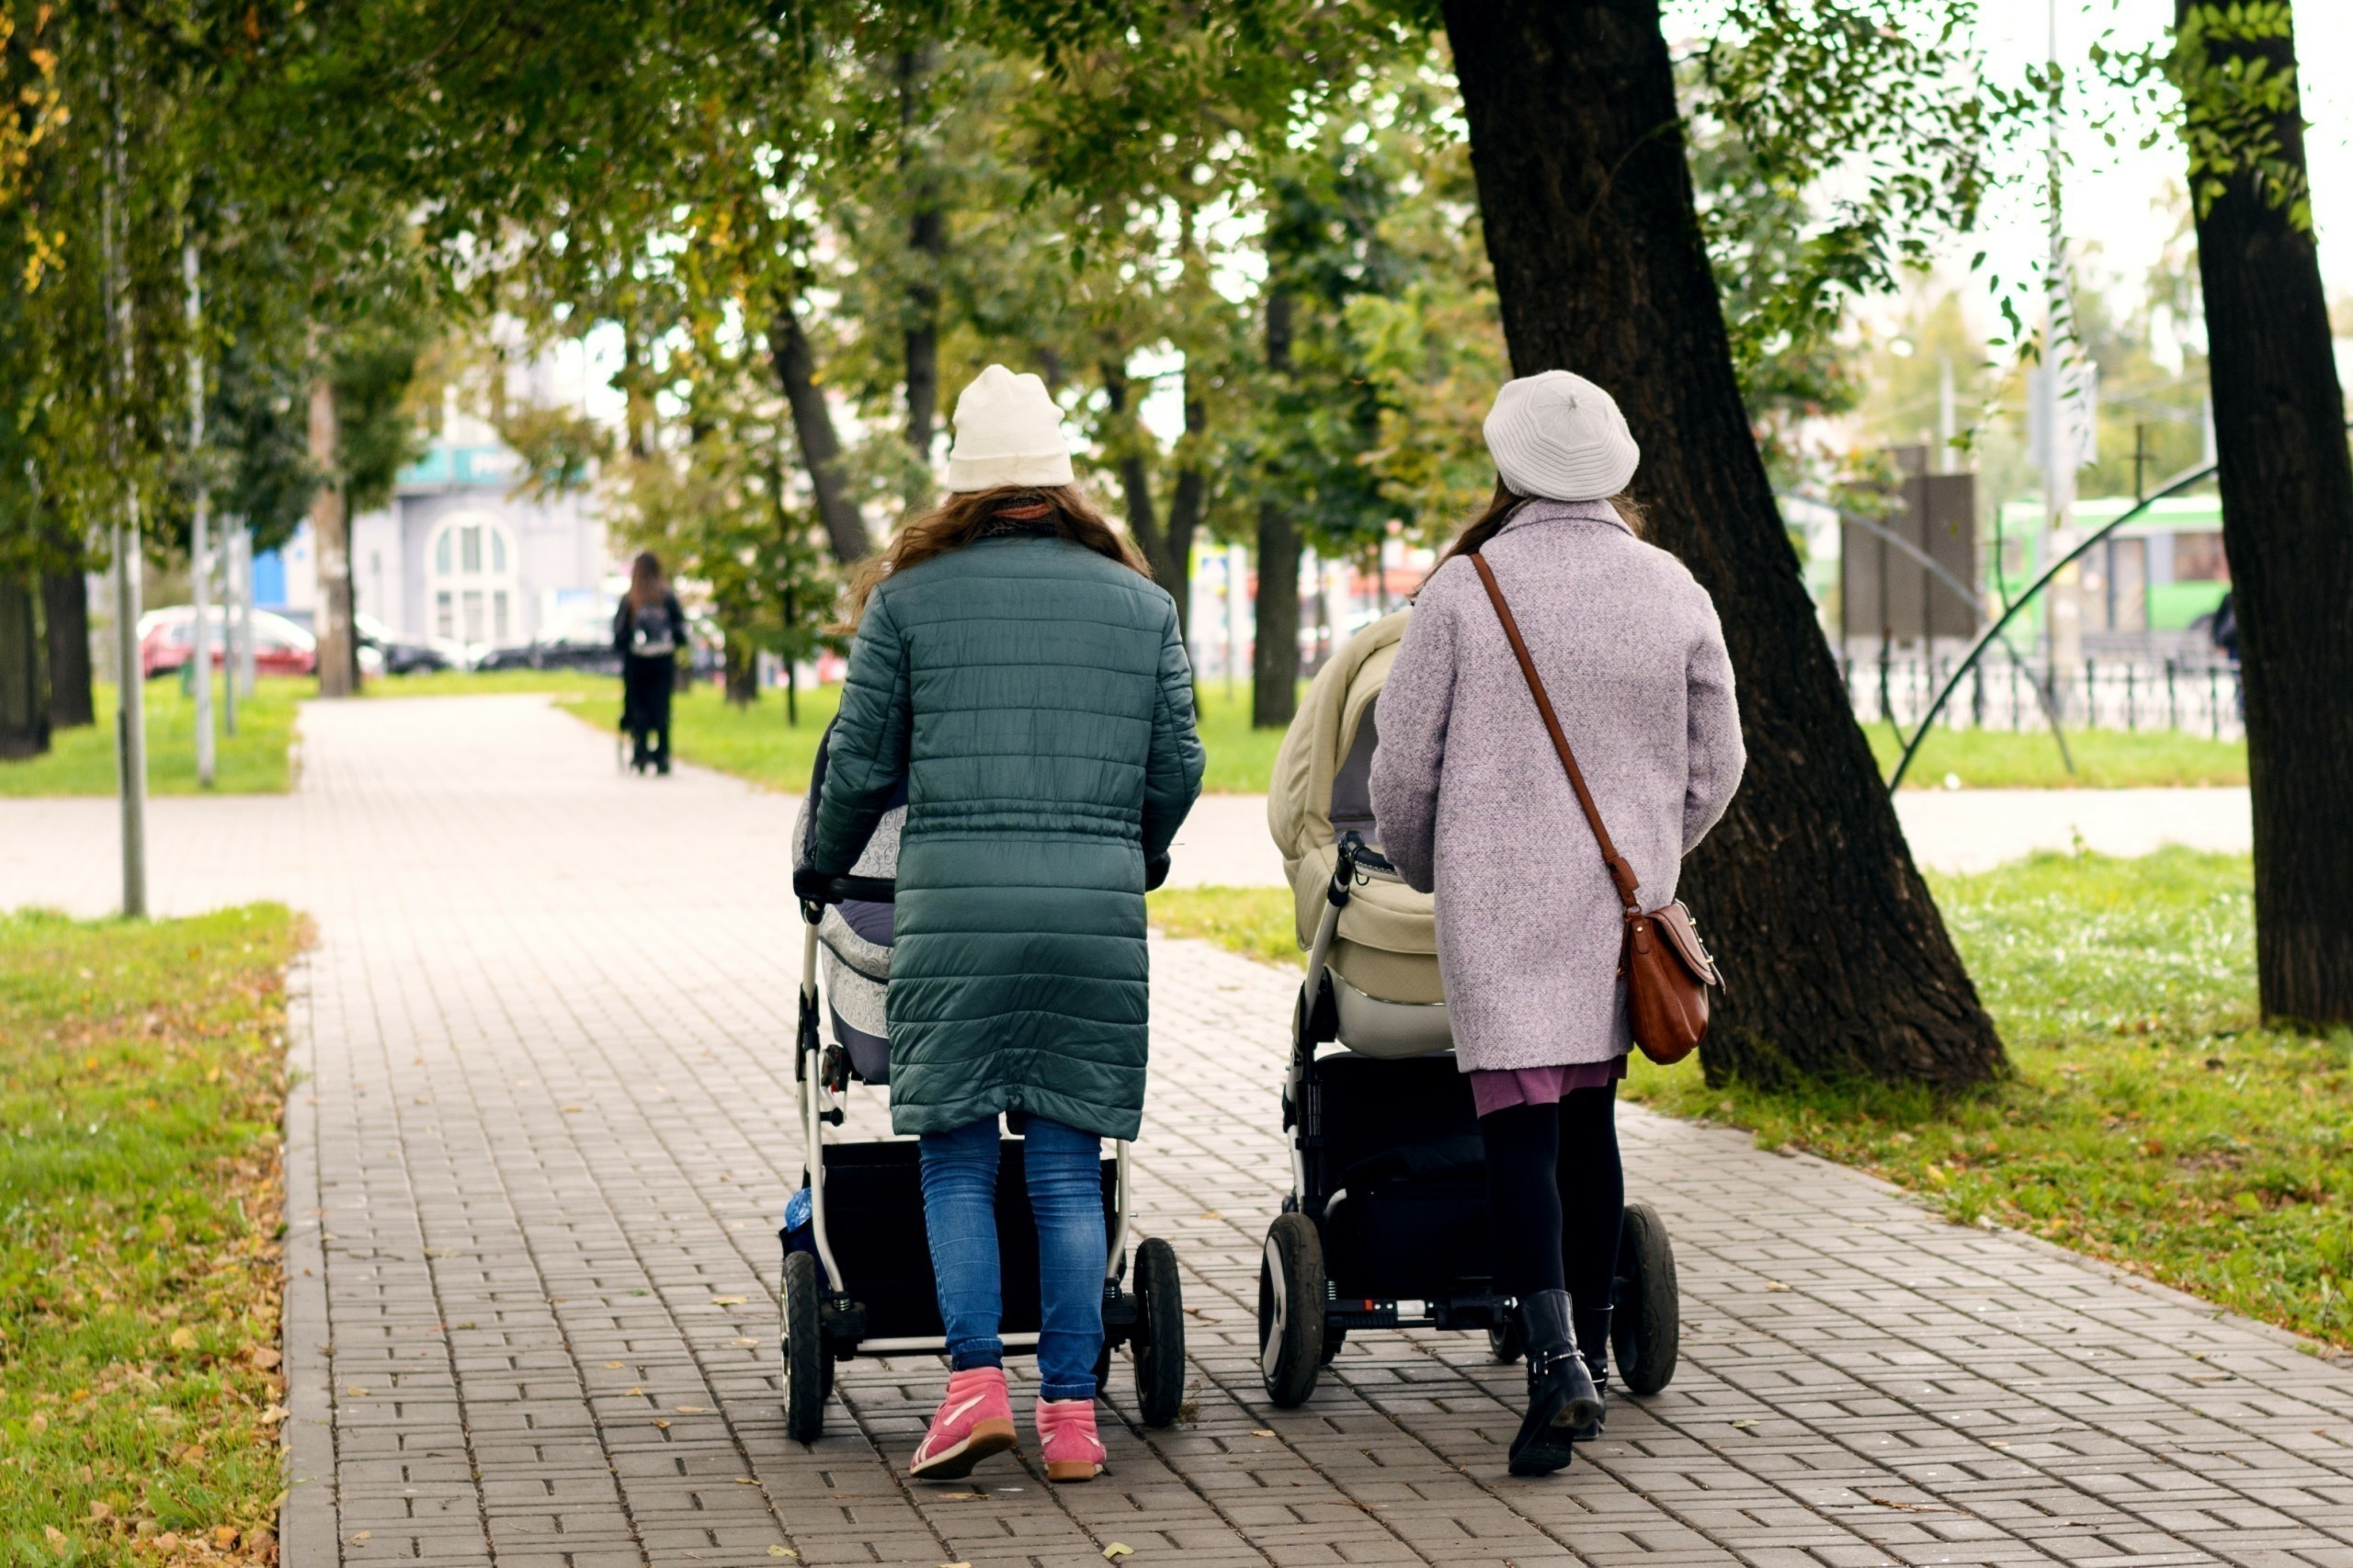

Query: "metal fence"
left=1842, top=653, right=2244, bottom=742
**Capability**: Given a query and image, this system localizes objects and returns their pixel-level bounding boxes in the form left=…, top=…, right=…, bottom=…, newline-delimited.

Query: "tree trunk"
left=1253, top=499, right=1301, bottom=728
left=1255, top=289, right=1302, bottom=728
left=1101, top=365, right=1172, bottom=581
left=900, top=46, right=944, bottom=485
left=2179, top=3, right=2353, bottom=1025
left=771, top=307, right=872, bottom=562
left=722, top=634, right=758, bottom=707
left=1161, top=395, right=1207, bottom=646
left=42, top=566, right=93, bottom=728
left=309, top=372, right=358, bottom=699
left=1441, top=0, right=2005, bottom=1087
left=0, top=574, right=50, bottom=759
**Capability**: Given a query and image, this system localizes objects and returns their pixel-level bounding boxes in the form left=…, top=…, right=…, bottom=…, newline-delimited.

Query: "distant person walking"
left=805, top=365, right=1205, bottom=1485
left=614, top=551, right=685, bottom=775
left=1370, top=371, right=1745, bottom=1476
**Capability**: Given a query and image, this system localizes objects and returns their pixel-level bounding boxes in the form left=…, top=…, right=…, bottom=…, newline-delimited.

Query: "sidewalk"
left=0, top=696, right=2341, bottom=1568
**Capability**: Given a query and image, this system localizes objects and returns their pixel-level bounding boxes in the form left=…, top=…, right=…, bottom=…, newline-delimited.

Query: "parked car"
left=138, top=605, right=316, bottom=679
left=474, top=635, right=622, bottom=676
left=356, top=613, right=452, bottom=676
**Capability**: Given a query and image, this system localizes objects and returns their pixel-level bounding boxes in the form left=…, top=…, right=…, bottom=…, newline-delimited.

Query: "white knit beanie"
left=1482, top=370, right=1641, bottom=503
left=945, top=364, right=1075, bottom=492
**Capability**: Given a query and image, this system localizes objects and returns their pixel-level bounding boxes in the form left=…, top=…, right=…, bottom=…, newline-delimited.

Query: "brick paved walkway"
left=3, top=696, right=2347, bottom=1568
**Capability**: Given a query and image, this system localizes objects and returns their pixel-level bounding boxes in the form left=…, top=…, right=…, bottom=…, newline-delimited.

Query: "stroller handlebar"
left=793, top=869, right=897, bottom=906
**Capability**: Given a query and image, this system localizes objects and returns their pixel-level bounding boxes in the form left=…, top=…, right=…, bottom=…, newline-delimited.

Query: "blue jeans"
left=918, top=1116, right=1105, bottom=1402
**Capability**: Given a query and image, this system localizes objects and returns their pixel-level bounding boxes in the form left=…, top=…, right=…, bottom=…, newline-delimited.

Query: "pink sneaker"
left=909, top=1367, right=1017, bottom=1480
left=1035, top=1397, right=1106, bottom=1483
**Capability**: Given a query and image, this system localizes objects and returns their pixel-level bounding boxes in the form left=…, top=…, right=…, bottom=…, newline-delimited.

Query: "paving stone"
left=7, top=694, right=2352, bottom=1568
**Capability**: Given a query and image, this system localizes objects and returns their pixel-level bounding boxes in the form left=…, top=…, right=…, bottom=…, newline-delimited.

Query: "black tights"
left=1479, top=1085, right=1622, bottom=1310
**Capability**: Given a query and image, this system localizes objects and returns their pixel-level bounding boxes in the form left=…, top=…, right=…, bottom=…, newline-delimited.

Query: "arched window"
left=426, top=516, right=517, bottom=648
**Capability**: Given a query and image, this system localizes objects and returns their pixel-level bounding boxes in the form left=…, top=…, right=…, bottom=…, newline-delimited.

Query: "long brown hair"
left=1429, top=480, right=1648, bottom=577
left=628, top=551, right=666, bottom=609
left=844, top=484, right=1150, bottom=624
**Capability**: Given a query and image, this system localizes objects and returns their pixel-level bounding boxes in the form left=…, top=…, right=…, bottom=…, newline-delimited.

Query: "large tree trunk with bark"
left=0, top=574, right=50, bottom=759
left=308, top=374, right=358, bottom=699
left=1441, top=0, right=2004, bottom=1087
left=43, top=565, right=93, bottom=728
left=2179, top=5, right=2353, bottom=1025
left=1253, top=499, right=1300, bottom=728
left=771, top=307, right=872, bottom=562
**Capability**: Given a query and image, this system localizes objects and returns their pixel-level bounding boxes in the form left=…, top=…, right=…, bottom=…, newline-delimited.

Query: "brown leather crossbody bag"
left=1469, top=551, right=1722, bottom=1066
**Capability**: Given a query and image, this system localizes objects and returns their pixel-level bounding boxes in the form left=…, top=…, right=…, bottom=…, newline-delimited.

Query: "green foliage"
left=2097, top=3, right=2312, bottom=231
left=0, top=902, right=303, bottom=1562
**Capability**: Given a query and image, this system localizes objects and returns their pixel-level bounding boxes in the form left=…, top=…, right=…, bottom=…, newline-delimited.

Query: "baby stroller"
left=1257, top=611, right=1679, bottom=1407
left=779, top=722, right=1188, bottom=1442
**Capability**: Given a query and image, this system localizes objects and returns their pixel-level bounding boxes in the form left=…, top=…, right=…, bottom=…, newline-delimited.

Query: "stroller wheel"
left=1131, top=1237, right=1187, bottom=1427
left=1612, top=1200, right=1680, bottom=1395
left=1256, top=1213, right=1324, bottom=1408
left=782, top=1250, right=832, bottom=1442
left=1319, top=1324, right=1346, bottom=1366
left=1487, top=1310, right=1525, bottom=1364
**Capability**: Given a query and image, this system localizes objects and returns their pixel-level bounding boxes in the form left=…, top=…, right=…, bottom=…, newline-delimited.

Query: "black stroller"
left=1256, top=611, right=1679, bottom=1408
left=779, top=724, right=1188, bottom=1442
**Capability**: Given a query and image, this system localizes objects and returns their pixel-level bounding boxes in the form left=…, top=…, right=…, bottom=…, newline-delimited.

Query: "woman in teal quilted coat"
left=806, top=365, right=1204, bottom=1483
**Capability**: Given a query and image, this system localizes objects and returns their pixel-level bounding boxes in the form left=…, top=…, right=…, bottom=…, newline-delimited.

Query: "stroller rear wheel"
left=1131, top=1237, right=1187, bottom=1427
left=1612, top=1200, right=1679, bottom=1395
left=782, top=1249, right=832, bottom=1442
left=1256, top=1213, right=1325, bottom=1408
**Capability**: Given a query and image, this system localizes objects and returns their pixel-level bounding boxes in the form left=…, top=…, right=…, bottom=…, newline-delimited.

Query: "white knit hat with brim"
left=945, top=364, right=1075, bottom=492
left=1483, top=370, right=1641, bottom=503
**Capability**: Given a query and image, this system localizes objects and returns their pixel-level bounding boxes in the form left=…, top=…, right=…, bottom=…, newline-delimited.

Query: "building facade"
left=253, top=436, right=617, bottom=661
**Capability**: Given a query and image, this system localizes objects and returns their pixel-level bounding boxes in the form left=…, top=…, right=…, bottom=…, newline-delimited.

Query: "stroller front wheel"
left=782, top=1249, right=832, bottom=1442
left=1131, top=1237, right=1187, bottom=1427
left=1612, top=1200, right=1680, bottom=1395
left=1256, top=1213, right=1325, bottom=1407
left=1487, top=1310, right=1525, bottom=1364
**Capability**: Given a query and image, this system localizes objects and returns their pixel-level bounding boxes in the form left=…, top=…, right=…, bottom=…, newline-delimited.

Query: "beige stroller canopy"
left=1267, top=610, right=1443, bottom=1006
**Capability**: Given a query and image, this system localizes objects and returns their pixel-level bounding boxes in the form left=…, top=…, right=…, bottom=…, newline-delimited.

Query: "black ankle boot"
left=1507, top=1290, right=1600, bottom=1476
left=1567, top=1306, right=1612, bottom=1440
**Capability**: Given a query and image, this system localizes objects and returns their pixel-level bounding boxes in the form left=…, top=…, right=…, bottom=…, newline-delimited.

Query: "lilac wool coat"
left=1369, top=498, right=1745, bottom=1073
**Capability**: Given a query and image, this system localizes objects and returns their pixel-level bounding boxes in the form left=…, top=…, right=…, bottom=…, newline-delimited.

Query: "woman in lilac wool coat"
left=1370, top=369, right=1744, bottom=1478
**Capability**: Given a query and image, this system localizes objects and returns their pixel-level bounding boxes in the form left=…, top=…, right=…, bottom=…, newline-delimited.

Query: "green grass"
left=1149, top=884, right=1302, bottom=966
left=1149, top=850, right=2353, bottom=1348
left=1867, top=724, right=2246, bottom=790
left=0, top=903, right=305, bottom=1565
left=553, top=677, right=1290, bottom=794
left=557, top=681, right=846, bottom=790
left=0, top=679, right=303, bottom=797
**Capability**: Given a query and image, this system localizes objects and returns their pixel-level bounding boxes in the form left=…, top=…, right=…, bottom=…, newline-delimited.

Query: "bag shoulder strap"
left=1468, top=551, right=1643, bottom=913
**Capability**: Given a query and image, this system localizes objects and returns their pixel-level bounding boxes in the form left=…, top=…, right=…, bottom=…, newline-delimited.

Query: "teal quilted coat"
left=806, top=535, right=1206, bottom=1141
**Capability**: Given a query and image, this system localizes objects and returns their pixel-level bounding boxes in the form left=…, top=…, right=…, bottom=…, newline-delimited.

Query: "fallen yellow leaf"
left=768, top=1549, right=797, bottom=1559
left=169, top=1326, right=199, bottom=1352
left=1105, top=1547, right=1134, bottom=1561
left=711, top=1296, right=748, bottom=1306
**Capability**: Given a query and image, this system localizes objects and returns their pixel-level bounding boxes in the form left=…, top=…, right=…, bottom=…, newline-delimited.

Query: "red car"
left=139, top=606, right=318, bottom=679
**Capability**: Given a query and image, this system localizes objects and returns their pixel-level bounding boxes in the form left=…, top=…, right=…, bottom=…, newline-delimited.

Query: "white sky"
left=1964, top=3, right=2353, bottom=312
